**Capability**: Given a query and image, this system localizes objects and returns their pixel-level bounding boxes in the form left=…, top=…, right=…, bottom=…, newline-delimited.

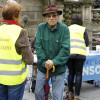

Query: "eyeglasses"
left=46, top=14, right=58, bottom=18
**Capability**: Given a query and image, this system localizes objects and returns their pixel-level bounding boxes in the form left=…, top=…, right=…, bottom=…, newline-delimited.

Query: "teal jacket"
left=35, top=22, right=70, bottom=76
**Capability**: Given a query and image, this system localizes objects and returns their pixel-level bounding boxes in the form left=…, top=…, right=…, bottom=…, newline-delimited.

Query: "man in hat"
left=34, top=5, right=70, bottom=100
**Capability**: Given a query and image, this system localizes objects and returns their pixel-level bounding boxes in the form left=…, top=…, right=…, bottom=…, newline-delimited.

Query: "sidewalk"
left=23, top=81, right=100, bottom=100
left=80, top=82, right=100, bottom=100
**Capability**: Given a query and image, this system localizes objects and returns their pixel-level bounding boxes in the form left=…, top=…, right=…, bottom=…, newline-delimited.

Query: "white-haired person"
left=35, top=5, right=70, bottom=100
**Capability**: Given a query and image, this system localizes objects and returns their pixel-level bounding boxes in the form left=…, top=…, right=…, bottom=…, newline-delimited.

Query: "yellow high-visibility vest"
left=69, top=24, right=86, bottom=56
left=0, top=24, right=28, bottom=85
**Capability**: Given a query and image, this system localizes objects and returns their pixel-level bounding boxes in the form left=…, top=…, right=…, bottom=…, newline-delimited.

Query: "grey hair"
left=7, top=0, right=17, bottom=4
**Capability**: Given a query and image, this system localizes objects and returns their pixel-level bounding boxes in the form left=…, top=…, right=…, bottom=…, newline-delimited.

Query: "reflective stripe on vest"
left=71, top=39, right=85, bottom=44
left=0, top=25, right=28, bottom=85
left=0, top=65, right=27, bottom=75
left=0, top=59, right=22, bottom=65
left=71, top=45, right=86, bottom=50
left=69, top=24, right=86, bottom=56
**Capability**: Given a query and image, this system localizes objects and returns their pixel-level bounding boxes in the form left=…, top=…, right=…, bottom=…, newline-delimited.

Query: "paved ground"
left=80, top=82, right=100, bottom=100
left=23, top=81, right=100, bottom=100
left=23, top=65, right=100, bottom=100
left=23, top=91, right=35, bottom=100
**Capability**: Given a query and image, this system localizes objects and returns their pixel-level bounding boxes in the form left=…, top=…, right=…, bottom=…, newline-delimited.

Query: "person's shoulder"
left=37, top=22, right=47, bottom=31
left=58, top=22, right=68, bottom=28
left=58, top=22, right=69, bottom=31
left=38, top=22, right=47, bottom=27
left=77, top=25, right=85, bottom=30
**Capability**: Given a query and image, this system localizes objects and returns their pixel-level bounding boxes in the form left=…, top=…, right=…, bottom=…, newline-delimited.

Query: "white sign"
left=34, top=54, right=37, bottom=63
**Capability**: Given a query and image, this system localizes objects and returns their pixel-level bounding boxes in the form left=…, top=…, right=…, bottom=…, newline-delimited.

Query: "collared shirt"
left=35, top=22, right=70, bottom=76
left=47, top=23, right=57, bottom=32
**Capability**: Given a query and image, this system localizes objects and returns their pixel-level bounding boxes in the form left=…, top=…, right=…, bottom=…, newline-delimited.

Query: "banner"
left=65, top=55, right=100, bottom=82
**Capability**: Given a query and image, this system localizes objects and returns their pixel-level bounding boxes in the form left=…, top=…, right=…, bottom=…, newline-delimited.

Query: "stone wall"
left=0, top=0, right=44, bottom=38
left=19, top=0, right=43, bottom=38
left=91, top=8, right=100, bottom=50
left=0, top=0, right=64, bottom=38
left=63, top=1, right=83, bottom=26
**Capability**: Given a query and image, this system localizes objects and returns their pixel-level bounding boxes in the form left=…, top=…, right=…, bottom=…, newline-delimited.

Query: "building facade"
left=0, top=0, right=100, bottom=50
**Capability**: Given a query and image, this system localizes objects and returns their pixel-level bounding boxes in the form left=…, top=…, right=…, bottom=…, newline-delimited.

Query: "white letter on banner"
left=89, top=66, right=94, bottom=75
left=95, top=66, right=100, bottom=74
left=83, top=67, right=89, bottom=76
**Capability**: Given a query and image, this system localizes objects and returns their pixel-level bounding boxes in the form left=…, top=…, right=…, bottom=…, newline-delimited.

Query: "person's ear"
left=13, top=15, right=19, bottom=22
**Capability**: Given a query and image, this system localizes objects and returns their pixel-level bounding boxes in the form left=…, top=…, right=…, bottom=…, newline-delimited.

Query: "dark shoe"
left=31, top=80, right=36, bottom=93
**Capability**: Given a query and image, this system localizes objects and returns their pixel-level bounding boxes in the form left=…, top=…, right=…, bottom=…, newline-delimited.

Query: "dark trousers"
left=66, top=58, right=85, bottom=96
left=0, top=81, right=25, bottom=100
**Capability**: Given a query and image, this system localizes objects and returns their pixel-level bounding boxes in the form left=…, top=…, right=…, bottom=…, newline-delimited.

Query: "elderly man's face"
left=45, top=12, right=59, bottom=29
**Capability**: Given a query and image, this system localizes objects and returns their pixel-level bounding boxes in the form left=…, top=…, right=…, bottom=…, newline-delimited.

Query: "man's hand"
left=45, top=60, right=54, bottom=70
